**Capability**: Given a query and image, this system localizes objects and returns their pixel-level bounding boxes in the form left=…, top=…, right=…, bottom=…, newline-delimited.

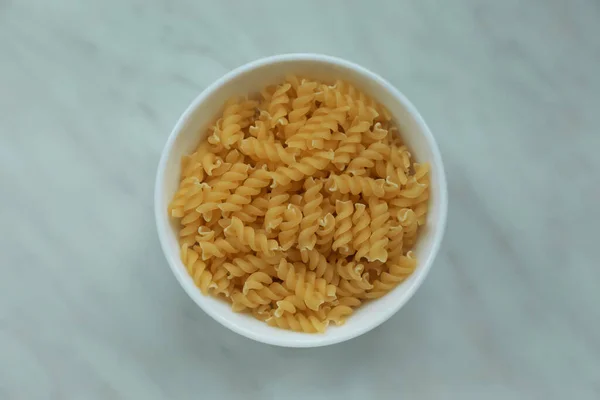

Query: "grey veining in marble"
left=1, top=0, right=599, bottom=398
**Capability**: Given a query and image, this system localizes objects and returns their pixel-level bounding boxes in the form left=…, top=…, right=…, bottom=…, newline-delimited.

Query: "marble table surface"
left=1, top=0, right=599, bottom=398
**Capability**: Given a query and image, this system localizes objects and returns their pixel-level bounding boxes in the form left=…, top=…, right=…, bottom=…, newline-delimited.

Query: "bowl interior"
left=156, top=55, right=447, bottom=347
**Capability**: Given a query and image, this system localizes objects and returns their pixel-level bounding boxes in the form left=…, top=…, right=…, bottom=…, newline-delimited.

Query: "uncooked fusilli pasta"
left=168, top=76, right=430, bottom=333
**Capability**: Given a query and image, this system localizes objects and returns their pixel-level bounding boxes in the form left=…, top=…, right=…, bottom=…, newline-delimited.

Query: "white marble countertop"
left=1, top=0, right=599, bottom=398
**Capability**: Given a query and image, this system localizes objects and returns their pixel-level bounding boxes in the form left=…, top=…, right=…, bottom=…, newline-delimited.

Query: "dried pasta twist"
left=180, top=244, right=215, bottom=294
left=278, top=204, right=302, bottom=251
left=298, top=178, right=323, bottom=250
left=284, top=79, right=317, bottom=137
left=270, top=151, right=334, bottom=187
left=387, top=224, right=404, bottom=261
left=336, top=274, right=374, bottom=297
left=327, top=174, right=387, bottom=197
left=312, top=105, right=350, bottom=130
left=169, top=178, right=205, bottom=217
left=351, top=203, right=371, bottom=260
left=367, top=198, right=390, bottom=262
left=196, top=163, right=250, bottom=217
left=276, top=259, right=336, bottom=311
left=285, top=112, right=338, bottom=150
left=365, top=252, right=417, bottom=299
left=327, top=305, right=354, bottom=326
left=316, top=212, right=335, bottom=253
left=210, top=99, right=257, bottom=148
left=346, top=142, right=390, bottom=175
left=248, top=120, right=274, bottom=142
left=332, top=118, right=370, bottom=169
left=222, top=254, right=272, bottom=278
left=224, top=216, right=280, bottom=255
left=211, top=261, right=233, bottom=296
left=267, top=83, right=291, bottom=127
left=332, top=200, right=353, bottom=254
left=239, top=137, right=297, bottom=165
left=242, top=271, right=273, bottom=294
left=219, top=166, right=272, bottom=213
left=362, top=122, right=389, bottom=145
left=336, top=259, right=364, bottom=281
left=333, top=80, right=387, bottom=122
left=264, top=189, right=290, bottom=233
left=398, top=176, right=429, bottom=200
left=266, top=312, right=328, bottom=333
left=194, top=237, right=247, bottom=260
left=172, top=181, right=210, bottom=246
left=398, top=208, right=418, bottom=249
left=230, top=196, right=269, bottom=223
left=231, top=282, right=290, bottom=312
left=180, top=148, right=207, bottom=181
left=300, top=248, right=339, bottom=285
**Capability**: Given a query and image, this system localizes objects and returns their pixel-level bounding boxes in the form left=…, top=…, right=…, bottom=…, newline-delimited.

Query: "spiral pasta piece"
left=365, top=252, right=416, bottom=299
left=298, top=178, right=323, bottom=250
left=231, top=282, right=290, bottom=312
left=222, top=254, right=272, bottom=278
left=270, top=151, right=334, bottom=187
left=266, top=312, right=328, bottom=333
left=224, top=216, right=280, bottom=255
left=180, top=244, right=215, bottom=294
left=195, top=163, right=250, bottom=218
left=327, top=174, right=387, bottom=198
left=267, top=83, right=291, bottom=127
left=332, top=80, right=384, bottom=122
left=230, top=196, right=269, bottom=224
left=239, top=137, right=296, bottom=165
left=351, top=203, right=371, bottom=260
left=316, top=212, right=336, bottom=253
left=399, top=176, right=429, bottom=199
left=362, top=122, right=389, bottom=145
left=248, top=120, right=274, bottom=142
left=332, top=118, right=370, bottom=169
left=284, top=78, right=317, bottom=137
left=301, top=248, right=339, bottom=285
left=276, top=260, right=336, bottom=311
left=218, top=166, right=272, bottom=213
left=336, top=259, right=364, bottom=281
left=242, top=271, right=273, bottom=294
left=346, top=142, right=390, bottom=175
left=181, top=148, right=207, bottom=181
left=336, top=273, right=374, bottom=297
left=327, top=305, right=354, bottom=326
left=194, top=237, right=247, bottom=261
left=169, top=178, right=205, bottom=217
left=398, top=208, right=418, bottom=249
left=211, top=266, right=234, bottom=297
left=278, top=204, right=302, bottom=251
left=264, top=190, right=290, bottom=233
left=209, top=99, right=257, bottom=148
left=387, top=224, right=404, bottom=262
left=367, top=198, right=390, bottom=262
left=332, top=200, right=353, bottom=253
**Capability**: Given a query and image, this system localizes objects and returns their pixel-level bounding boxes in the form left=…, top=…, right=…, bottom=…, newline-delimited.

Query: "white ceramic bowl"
left=155, top=54, right=448, bottom=347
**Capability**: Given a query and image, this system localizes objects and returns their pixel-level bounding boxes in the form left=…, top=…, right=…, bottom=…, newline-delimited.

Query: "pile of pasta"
left=168, top=76, right=429, bottom=333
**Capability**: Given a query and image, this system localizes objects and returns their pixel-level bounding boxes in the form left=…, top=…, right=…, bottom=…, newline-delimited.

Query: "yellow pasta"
left=332, top=200, right=353, bottom=254
left=327, top=174, right=387, bottom=197
left=239, top=137, right=297, bottom=165
left=278, top=204, right=302, bottom=251
left=298, top=178, right=323, bottom=251
left=351, top=203, right=371, bottom=260
left=168, top=76, right=431, bottom=332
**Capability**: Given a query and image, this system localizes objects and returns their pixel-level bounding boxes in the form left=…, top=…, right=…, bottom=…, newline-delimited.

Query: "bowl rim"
left=154, top=53, right=448, bottom=347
